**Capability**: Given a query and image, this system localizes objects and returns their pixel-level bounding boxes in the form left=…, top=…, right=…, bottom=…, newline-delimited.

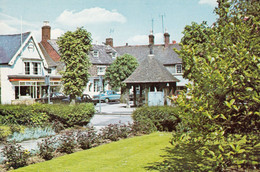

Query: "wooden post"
left=139, top=85, right=143, bottom=106
left=133, top=85, right=137, bottom=107
left=126, top=86, right=130, bottom=108
left=145, top=85, right=149, bottom=106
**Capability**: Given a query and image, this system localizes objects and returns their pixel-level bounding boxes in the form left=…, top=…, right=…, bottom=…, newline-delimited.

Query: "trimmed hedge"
left=132, top=106, right=181, bottom=132
left=0, top=103, right=95, bottom=128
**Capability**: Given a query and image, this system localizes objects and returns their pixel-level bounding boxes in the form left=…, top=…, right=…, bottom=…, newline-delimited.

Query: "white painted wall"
left=0, top=37, right=49, bottom=104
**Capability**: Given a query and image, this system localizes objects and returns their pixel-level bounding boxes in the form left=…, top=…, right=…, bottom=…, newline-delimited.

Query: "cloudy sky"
left=0, top=0, right=217, bottom=46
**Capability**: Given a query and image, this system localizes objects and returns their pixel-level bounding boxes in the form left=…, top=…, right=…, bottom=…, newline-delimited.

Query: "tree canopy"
left=177, top=0, right=259, bottom=135
left=162, top=0, right=260, bottom=170
left=57, top=27, right=92, bottom=99
left=105, top=54, right=138, bottom=93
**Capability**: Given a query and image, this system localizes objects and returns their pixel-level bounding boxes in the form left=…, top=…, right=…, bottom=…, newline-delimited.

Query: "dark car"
left=80, top=94, right=98, bottom=105
left=36, top=92, right=68, bottom=104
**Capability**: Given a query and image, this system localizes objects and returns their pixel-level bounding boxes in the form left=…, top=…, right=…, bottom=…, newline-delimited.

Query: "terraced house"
left=0, top=32, right=62, bottom=104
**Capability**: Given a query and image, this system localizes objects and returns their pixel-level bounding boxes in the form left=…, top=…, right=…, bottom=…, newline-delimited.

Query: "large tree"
left=105, top=54, right=138, bottom=95
left=159, top=0, right=259, bottom=170
left=57, top=27, right=92, bottom=101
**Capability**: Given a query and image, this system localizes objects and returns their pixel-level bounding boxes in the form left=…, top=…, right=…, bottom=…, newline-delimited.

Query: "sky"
left=0, top=0, right=218, bottom=46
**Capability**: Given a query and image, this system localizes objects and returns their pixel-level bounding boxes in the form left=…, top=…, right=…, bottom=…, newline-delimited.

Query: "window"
left=25, top=62, right=30, bottom=75
left=93, top=50, right=99, bottom=57
left=112, top=52, right=117, bottom=58
left=97, top=66, right=106, bottom=75
left=32, top=62, right=41, bottom=75
left=176, top=64, right=182, bottom=73
left=94, top=79, right=99, bottom=92
left=48, top=69, right=52, bottom=74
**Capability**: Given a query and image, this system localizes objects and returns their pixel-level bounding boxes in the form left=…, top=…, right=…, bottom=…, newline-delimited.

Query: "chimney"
left=106, top=38, right=113, bottom=47
left=149, top=31, right=154, bottom=45
left=164, top=31, right=170, bottom=47
left=42, top=21, right=51, bottom=42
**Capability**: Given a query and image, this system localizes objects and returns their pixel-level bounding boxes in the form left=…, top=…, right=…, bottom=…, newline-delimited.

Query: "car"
left=37, top=93, right=98, bottom=105
left=93, top=90, right=120, bottom=103
left=36, top=92, right=68, bottom=104
left=80, top=94, right=98, bottom=105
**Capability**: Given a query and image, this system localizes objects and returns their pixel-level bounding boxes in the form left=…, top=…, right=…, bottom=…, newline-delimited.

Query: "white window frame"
left=93, top=50, right=99, bottom=58
left=24, top=62, right=30, bottom=75
left=97, top=66, right=106, bottom=76
left=176, top=64, right=182, bottom=73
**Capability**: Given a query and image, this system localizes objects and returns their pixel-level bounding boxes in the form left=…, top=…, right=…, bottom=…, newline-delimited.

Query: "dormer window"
left=112, top=52, right=117, bottom=59
left=93, top=50, right=99, bottom=57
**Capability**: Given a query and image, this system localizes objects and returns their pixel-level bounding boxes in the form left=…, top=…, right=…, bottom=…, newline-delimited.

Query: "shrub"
left=0, top=126, right=12, bottom=141
left=46, top=103, right=95, bottom=128
left=57, top=130, right=77, bottom=154
left=38, top=136, right=57, bottom=160
left=99, top=122, right=132, bottom=141
left=132, top=106, right=181, bottom=132
left=0, top=103, right=95, bottom=128
left=76, top=126, right=98, bottom=149
left=2, top=141, right=31, bottom=169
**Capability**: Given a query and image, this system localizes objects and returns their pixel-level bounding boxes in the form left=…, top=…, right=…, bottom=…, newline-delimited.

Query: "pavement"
left=94, top=102, right=136, bottom=115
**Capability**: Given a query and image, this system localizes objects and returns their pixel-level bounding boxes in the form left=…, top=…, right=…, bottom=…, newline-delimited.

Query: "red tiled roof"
left=40, top=41, right=60, bottom=62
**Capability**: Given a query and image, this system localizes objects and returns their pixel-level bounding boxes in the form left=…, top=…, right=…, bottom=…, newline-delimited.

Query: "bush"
left=99, top=122, right=132, bottom=141
left=38, top=136, right=57, bottom=160
left=0, top=103, right=95, bottom=128
left=0, top=126, right=11, bottom=141
left=57, top=130, right=77, bottom=154
left=46, top=103, right=95, bottom=128
left=132, top=106, right=181, bottom=132
left=76, top=126, right=98, bottom=149
left=2, top=141, right=31, bottom=169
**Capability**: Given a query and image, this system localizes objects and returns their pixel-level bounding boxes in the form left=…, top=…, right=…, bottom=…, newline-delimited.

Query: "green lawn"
left=14, top=132, right=172, bottom=172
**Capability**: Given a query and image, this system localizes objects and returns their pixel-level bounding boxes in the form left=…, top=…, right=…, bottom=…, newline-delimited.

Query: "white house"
left=0, top=32, right=62, bottom=104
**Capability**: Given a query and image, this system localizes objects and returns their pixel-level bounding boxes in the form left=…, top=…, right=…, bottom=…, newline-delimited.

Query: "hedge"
left=0, top=103, right=95, bottom=128
left=132, top=106, right=181, bottom=132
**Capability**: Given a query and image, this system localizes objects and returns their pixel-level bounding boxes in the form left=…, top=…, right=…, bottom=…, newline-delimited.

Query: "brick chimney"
left=149, top=31, right=154, bottom=45
left=164, top=32, right=170, bottom=47
left=42, top=21, right=51, bottom=42
left=106, top=38, right=113, bottom=47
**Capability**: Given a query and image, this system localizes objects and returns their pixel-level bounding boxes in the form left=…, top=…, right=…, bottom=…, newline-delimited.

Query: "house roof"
left=0, top=32, right=31, bottom=64
left=89, top=44, right=116, bottom=65
left=115, top=43, right=182, bottom=65
left=40, top=40, right=61, bottom=62
left=42, top=40, right=116, bottom=65
left=38, top=43, right=57, bottom=67
left=124, top=54, right=179, bottom=84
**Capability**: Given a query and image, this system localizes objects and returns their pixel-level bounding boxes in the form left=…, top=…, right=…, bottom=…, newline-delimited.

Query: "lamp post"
left=45, top=75, right=50, bottom=104
left=98, top=75, right=103, bottom=113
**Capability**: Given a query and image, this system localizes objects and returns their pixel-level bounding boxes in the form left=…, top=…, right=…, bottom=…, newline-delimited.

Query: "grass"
left=14, top=132, right=172, bottom=172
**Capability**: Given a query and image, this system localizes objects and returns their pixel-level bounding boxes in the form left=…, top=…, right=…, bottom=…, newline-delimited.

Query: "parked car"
left=93, top=90, right=120, bottom=103
left=37, top=93, right=98, bottom=105
left=80, top=94, right=98, bottom=105
left=36, top=92, right=68, bottom=104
